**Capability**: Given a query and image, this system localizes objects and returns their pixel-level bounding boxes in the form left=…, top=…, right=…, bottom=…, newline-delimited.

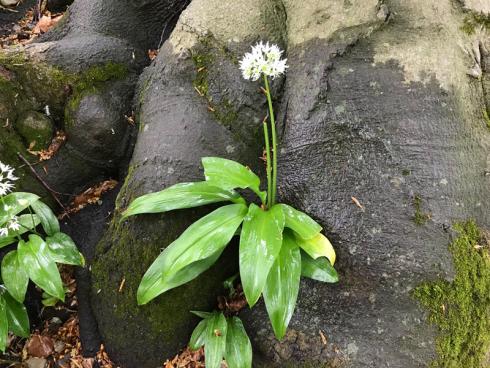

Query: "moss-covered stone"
left=15, top=111, right=54, bottom=150
left=413, top=220, right=490, bottom=367
left=0, top=50, right=129, bottom=198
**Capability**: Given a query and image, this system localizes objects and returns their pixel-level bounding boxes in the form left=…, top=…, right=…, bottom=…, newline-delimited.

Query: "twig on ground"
left=17, top=152, right=68, bottom=213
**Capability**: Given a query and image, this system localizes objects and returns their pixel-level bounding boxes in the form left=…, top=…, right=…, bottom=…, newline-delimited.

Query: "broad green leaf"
left=204, top=312, right=228, bottom=368
left=0, top=294, right=7, bottom=352
left=0, top=192, right=40, bottom=226
left=239, top=204, right=285, bottom=307
left=301, top=252, right=339, bottom=283
left=202, top=157, right=266, bottom=203
left=30, top=200, right=60, bottom=236
left=225, top=317, right=252, bottom=368
left=137, top=204, right=247, bottom=305
left=191, top=311, right=214, bottom=319
left=121, top=182, right=245, bottom=219
left=3, top=291, right=29, bottom=338
left=189, top=318, right=208, bottom=350
left=46, top=232, right=85, bottom=266
left=296, top=233, right=336, bottom=265
left=18, top=235, right=65, bottom=301
left=1, top=250, right=29, bottom=303
left=263, top=232, right=301, bottom=339
left=278, top=204, right=322, bottom=240
left=139, top=250, right=223, bottom=302
left=0, top=236, right=16, bottom=249
left=41, top=294, right=59, bottom=307
left=2, top=214, right=40, bottom=238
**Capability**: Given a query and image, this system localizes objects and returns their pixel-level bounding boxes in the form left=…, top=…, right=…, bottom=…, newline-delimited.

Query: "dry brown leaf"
left=319, top=330, right=328, bottom=345
left=148, top=49, right=158, bottom=60
left=27, top=334, right=54, bottom=358
left=82, top=358, right=95, bottom=368
left=60, top=179, right=118, bottom=218
left=32, top=13, right=62, bottom=34
left=28, top=130, right=68, bottom=161
left=164, top=347, right=205, bottom=368
left=351, top=196, right=365, bottom=211
left=118, top=277, right=126, bottom=293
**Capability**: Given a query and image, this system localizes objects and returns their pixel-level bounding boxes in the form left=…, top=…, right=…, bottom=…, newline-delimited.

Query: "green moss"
left=413, top=194, right=430, bottom=226
left=213, top=99, right=238, bottom=129
left=413, top=220, right=490, bottom=367
left=191, top=52, right=213, bottom=97
left=64, top=63, right=128, bottom=127
left=460, top=12, right=490, bottom=35
left=190, top=42, right=240, bottom=128
left=261, top=0, right=288, bottom=45
left=483, top=109, right=490, bottom=130
left=91, top=208, right=237, bottom=352
left=75, top=62, right=128, bottom=93
left=115, top=163, right=137, bottom=211
left=402, top=169, right=411, bottom=176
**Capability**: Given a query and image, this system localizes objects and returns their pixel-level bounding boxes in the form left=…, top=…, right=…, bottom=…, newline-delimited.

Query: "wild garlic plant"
left=0, top=162, right=85, bottom=352
left=123, top=42, right=339, bottom=368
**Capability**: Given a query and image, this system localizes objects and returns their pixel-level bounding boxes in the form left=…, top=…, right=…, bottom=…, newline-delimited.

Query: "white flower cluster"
left=0, top=162, right=19, bottom=237
left=0, top=162, right=17, bottom=196
left=0, top=214, right=20, bottom=237
left=239, top=41, right=288, bottom=81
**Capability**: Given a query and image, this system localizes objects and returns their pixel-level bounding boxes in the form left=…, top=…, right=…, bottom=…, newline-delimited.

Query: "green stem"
left=263, top=119, right=272, bottom=208
left=263, top=75, right=277, bottom=206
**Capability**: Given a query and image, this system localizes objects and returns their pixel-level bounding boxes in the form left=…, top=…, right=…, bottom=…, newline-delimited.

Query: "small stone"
left=377, top=4, right=390, bottom=21
left=54, top=340, right=66, bottom=353
left=0, top=0, right=19, bottom=6
left=15, top=111, right=54, bottom=150
left=25, top=357, right=47, bottom=368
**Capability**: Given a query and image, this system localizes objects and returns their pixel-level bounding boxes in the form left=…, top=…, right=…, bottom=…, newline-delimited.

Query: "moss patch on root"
left=460, top=12, right=490, bottom=35
left=412, top=194, right=430, bottom=226
left=483, top=109, right=490, bottom=130
left=412, top=220, right=490, bottom=367
left=189, top=35, right=242, bottom=132
left=64, top=62, right=128, bottom=126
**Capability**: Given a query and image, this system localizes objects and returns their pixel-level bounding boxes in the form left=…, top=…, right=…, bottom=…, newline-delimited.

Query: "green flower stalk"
left=239, top=41, right=288, bottom=207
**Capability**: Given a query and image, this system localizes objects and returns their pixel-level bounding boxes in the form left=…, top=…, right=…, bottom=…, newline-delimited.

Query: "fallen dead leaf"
left=59, top=179, right=118, bottom=218
left=28, top=130, right=67, bottom=161
left=163, top=347, right=205, bottom=368
left=27, top=335, right=54, bottom=358
left=148, top=49, right=158, bottom=60
left=351, top=196, right=365, bottom=212
left=118, top=277, right=126, bottom=293
left=32, top=13, right=62, bottom=34
left=319, top=330, right=328, bottom=345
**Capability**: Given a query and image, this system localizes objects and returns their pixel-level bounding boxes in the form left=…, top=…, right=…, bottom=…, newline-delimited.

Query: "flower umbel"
left=0, top=162, right=18, bottom=196
left=8, top=216, right=20, bottom=231
left=239, top=41, right=288, bottom=81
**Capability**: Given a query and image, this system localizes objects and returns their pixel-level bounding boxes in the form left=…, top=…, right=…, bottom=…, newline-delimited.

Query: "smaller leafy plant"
left=122, top=42, right=339, bottom=367
left=0, top=162, right=85, bottom=352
